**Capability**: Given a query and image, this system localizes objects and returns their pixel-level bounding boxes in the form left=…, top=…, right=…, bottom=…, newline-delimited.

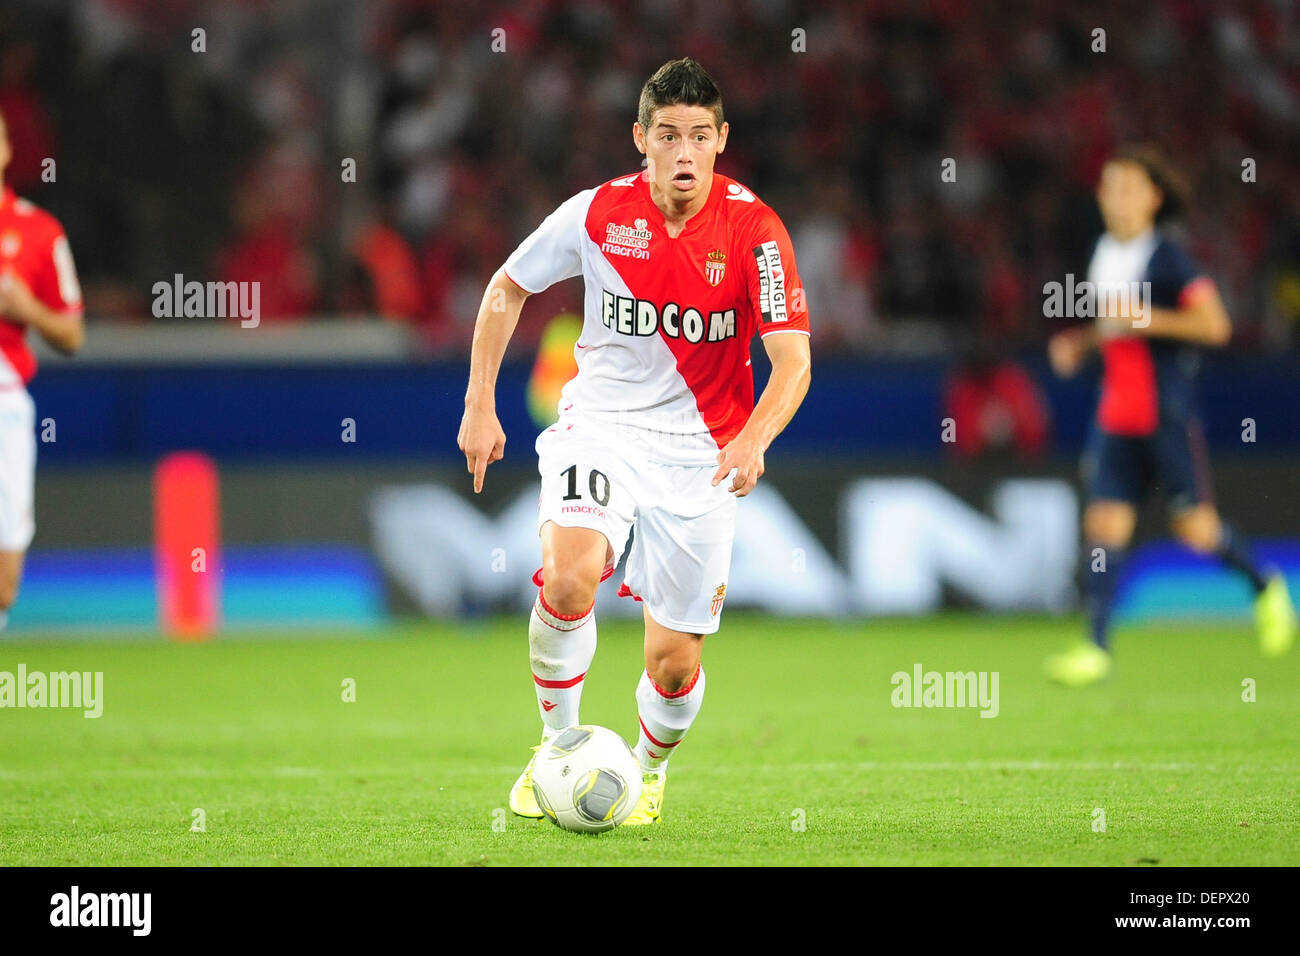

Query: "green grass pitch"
left=1, top=614, right=1296, bottom=866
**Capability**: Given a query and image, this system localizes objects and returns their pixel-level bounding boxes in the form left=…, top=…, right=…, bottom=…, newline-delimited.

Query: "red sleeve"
left=1177, top=275, right=1216, bottom=309
left=742, top=206, right=810, bottom=338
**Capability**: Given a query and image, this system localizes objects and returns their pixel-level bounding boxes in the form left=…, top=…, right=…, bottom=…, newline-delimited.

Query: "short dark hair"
left=637, top=58, right=724, bottom=132
left=1108, top=143, right=1190, bottom=223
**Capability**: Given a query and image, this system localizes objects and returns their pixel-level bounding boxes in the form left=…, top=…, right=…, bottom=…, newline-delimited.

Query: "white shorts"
left=0, top=388, right=36, bottom=552
left=535, top=416, right=736, bottom=634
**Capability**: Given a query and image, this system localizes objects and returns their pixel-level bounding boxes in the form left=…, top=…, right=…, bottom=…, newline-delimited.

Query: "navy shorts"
left=1082, top=416, right=1214, bottom=513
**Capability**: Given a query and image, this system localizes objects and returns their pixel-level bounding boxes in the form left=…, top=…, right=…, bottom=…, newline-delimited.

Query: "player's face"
left=635, top=105, right=728, bottom=208
left=1097, top=161, right=1162, bottom=239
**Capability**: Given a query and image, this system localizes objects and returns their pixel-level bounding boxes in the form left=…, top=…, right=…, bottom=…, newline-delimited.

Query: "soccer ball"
left=532, top=725, right=643, bottom=833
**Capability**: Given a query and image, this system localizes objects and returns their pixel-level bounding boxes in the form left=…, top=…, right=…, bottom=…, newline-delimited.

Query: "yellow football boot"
left=1045, top=642, right=1113, bottom=687
left=1256, top=574, right=1297, bottom=658
left=508, top=743, right=545, bottom=819
left=622, top=770, right=665, bottom=826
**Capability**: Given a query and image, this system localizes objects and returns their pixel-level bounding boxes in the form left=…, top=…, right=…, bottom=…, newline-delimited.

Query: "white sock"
left=529, top=589, right=597, bottom=735
left=634, top=664, right=705, bottom=773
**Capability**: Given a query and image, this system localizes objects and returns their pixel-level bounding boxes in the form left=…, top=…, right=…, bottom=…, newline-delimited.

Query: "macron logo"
left=50, top=886, right=151, bottom=936
left=611, top=175, right=639, bottom=187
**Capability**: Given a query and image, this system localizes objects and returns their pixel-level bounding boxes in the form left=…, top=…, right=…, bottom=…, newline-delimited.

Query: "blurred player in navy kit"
left=1046, top=145, right=1295, bottom=685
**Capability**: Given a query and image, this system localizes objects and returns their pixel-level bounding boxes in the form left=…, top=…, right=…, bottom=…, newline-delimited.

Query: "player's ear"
left=1149, top=185, right=1165, bottom=221
left=716, top=121, right=729, bottom=154
left=633, top=123, right=646, bottom=155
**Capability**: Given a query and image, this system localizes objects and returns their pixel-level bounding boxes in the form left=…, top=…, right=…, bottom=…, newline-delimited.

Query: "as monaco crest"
left=710, top=582, right=727, bottom=616
left=704, top=250, right=726, bottom=287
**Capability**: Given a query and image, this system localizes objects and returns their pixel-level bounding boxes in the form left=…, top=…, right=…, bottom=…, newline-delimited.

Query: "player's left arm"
left=0, top=231, right=85, bottom=354
left=1101, top=243, right=1231, bottom=347
left=1125, top=278, right=1231, bottom=347
left=714, top=207, right=813, bottom=497
left=0, top=272, right=84, bottom=354
left=712, top=331, right=811, bottom=497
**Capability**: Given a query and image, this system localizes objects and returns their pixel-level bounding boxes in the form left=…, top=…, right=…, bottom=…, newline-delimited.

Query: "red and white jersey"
left=504, top=170, right=810, bottom=465
left=0, top=186, right=83, bottom=388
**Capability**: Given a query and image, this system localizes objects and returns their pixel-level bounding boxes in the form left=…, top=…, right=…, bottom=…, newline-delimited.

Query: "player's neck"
left=650, top=173, right=713, bottom=233
left=1108, top=223, right=1155, bottom=243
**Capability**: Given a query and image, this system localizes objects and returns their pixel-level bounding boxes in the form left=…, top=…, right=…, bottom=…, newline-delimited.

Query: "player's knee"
left=1084, top=505, right=1134, bottom=547
left=646, top=648, right=700, bottom=694
left=540, top=566, right=599, bottom=618
left=0, top=576, right=17, bottom=611
left=1173, top=515, right=1220, bottom=555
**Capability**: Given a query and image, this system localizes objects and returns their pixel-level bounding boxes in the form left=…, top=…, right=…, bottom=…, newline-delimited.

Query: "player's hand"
left=457, top=402, right=506, bottom=494
left=1094, top=294, right=1149, bottom=339
left=1048, top=328, right=1089, bottom=378
left=0, top=271, right=38, bottom=324
left=712, top=431, right=765, bottom=498
left=1095, top=309, right=1146, bottom=340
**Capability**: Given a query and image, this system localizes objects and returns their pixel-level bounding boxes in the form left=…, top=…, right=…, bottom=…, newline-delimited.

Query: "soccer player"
left=457, top=59, right=811, bottom=823
left=0, top=109, right=85, bottom=631
left=1045, top=144, right=1295, bottom=685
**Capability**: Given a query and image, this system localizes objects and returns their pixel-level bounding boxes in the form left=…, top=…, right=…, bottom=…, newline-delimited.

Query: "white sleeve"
left=50, top=234, right=84, bottom=311
left=502, top=188, right=595, bottom=293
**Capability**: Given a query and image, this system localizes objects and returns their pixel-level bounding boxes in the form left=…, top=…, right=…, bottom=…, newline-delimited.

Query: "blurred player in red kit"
left=0, top=109, right=85, bottom=630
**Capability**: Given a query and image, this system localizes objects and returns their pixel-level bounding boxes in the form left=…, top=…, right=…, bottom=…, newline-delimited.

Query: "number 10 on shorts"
left=561, top=465, right=612, bottom=507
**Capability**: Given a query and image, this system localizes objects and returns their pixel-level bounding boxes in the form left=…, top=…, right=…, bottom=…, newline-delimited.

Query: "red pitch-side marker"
left=153, top=452, right=221, bottom=640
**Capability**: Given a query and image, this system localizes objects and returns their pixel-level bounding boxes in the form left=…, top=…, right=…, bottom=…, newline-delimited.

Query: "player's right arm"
left=0, top=272, right=84, bottom=354
left=457, top=187, right=593, bottom=492
left=1049, top=237, right=1102, bottom=378
left=458, top=270, right=530, bottom=493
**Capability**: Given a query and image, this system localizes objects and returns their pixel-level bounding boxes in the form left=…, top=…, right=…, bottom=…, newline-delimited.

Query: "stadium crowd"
left=3, top=0, right=1298, bottom=356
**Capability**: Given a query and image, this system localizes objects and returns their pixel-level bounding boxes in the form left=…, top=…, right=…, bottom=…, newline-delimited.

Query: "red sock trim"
left=649, top=664, right=700, bottom=699
left=638, top=716, right=681, bottom=750
left=533, top=566, right=616, bottom=588
left=533, top=608, right=569, bottom=632
left=536, top=588, right=594, bottom=623
left=534, top=671, right=586, bottom=689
